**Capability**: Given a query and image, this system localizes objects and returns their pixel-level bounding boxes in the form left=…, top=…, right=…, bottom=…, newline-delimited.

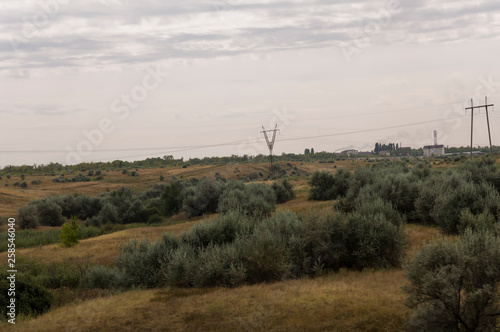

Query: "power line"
left=0, top=113, right=468, bottom=160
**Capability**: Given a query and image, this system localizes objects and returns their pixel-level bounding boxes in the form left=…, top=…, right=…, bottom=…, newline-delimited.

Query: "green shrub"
left=18, top=205, right=39, bottom=229
left=31, top=179, right=42, bottom=185
left=161, top=244, right=197, bottom=288
left=432, top=181, right=500, bottom=234
left=218, top=182, right=276, bottom=217
left=98, top=203, right=119, bottom=224
left=181, top=211, right=251, bottom=249
left=121, top=199, right=147, bottom=224
left=161, top=182, right=182, bottom=217
left=272, top=179, right=295, bottom=204
left=115, top=238, right=167, bottom=288
left=303, top=210, right=347, bottom=275
left=458, top=208, right=496, bottom=234
left=0, top=272, right=52, bottom=319
left=354, top=197, right=405, bottom=227
left=182, top=178, right=223, bottom=218
left=346, top=211, right=407, bottom=269
left=308, top=171, right=336, bottom=200
left=31, top=197, right=65, bottom=226
left=405, top=230, right=500, bottom=331
left=240, top=226, right=292, bottom=283
left=81, top=265, right=120, bottom=289
left=190, top=243, right=246, bottom=288
left=147, top=214, right=163, bottom=224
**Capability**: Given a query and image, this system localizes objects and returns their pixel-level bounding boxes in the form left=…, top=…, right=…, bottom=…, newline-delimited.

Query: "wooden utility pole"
left=465, top=97, right=494, bottom=158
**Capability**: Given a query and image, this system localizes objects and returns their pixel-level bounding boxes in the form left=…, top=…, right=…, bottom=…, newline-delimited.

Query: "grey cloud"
left=0, top=0, right=499, bottom=74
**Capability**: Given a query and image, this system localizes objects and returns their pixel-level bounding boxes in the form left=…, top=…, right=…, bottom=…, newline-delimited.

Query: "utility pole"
left=465, top=97, right=494, bottom=158
left=261, top=124, right=280, bottom=176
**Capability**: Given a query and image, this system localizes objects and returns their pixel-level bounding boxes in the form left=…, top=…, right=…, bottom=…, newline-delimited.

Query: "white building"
left=423, top=145, right=445, bottom=157
left=423, top=130, right=445, bottom=157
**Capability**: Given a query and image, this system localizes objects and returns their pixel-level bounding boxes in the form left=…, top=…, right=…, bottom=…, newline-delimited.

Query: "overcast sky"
left=1, top=0, right=500, bottom=166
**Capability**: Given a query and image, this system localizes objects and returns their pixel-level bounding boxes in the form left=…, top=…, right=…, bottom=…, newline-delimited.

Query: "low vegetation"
left=4, top=156, right=500, bottom=330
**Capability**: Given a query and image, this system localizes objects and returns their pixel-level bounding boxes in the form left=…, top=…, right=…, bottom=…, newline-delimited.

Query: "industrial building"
left=423, top=130, right=445, bottom=157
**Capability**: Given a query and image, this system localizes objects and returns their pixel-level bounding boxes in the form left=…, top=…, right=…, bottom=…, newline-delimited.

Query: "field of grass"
left=0, top=159, right=454, bottom=331
left=0, top=161, right=350, bottom=220
left=4, top=221, right=445, bottom=332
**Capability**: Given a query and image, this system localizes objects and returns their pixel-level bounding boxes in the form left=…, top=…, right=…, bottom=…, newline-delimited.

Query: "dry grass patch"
left=7, top=270, right=408, bottom=332
left=16, top=220, right=203, bottom=265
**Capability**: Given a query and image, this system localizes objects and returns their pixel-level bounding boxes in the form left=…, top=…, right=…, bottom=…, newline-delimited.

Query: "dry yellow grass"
left=16, top=220, right=205, bottom=265
left=6, top=270, right=408, bottom=332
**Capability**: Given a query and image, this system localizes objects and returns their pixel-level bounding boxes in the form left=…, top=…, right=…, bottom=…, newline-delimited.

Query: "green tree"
left=161, top=182, right=182, bottom=217
left=405, top=229, right=500, bottom=331
left=58, top=216, right=80, bottom=247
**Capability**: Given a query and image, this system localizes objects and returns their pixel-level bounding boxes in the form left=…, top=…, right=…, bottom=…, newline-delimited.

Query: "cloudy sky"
left=1, top=0, right=500, bottom=166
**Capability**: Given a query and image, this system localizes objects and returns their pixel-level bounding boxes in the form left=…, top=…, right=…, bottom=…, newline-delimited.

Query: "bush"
left=52, top=176, right=65, bottom=183
left=121, top=199, right=147, bottom=224
left=432, top=181, right=500, bottom=234
left=458, top=208, right=497, bottom=234
left=147, top=213, right=163, bottom=224
left=98, top=203, right=119, bottom=224
left=308, top=171, right=336, bottom=200
left=190, top=243, right=246, bottom=288
left=302, top=210, right=347, bottom=275
left=346, top=211, right=407, bottom=269
left=122, top=169, right=128, bottom=174
left=31, top=180, right=42, bottom=185
left=218, top=182, right=276, bottom=217
left=161, top=182, right=182, bottom=217
left=81, top=265, right=120, bottom=289
left=272, top=179, right=295, bottom=204
left=18, top=205, right=39, bottom=229
left=405, top=230, right=500, bottom=331
left=181, top=211, right=251, bottom=249
left=0, top=272, right=52, bottom=319
left=182, top=178, right=223, bottom=218
left=31, top=197, right=65, bottom=226
left=115, top=238, right=169, bottom=288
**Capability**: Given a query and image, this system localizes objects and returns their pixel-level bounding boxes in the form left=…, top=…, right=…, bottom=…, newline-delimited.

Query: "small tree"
left=405, top=229, right=500, bottom=331
left=308, top=171, right=336, bottom=201
left=59, top=216, right=80, bottom=247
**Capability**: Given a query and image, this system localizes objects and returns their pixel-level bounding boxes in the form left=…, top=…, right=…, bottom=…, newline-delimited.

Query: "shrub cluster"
left=0, top=271, right=52, bottom=320
left=309, top=169, right=352, bottom=201
left=83, top=205, right=406, bottom=290
left=306, top=158, right=500, bottom=234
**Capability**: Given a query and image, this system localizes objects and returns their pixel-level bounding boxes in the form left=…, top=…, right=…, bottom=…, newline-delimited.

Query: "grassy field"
left=4, top=223, right=444, bottom=332
left=0, top=161, right=354, bottom=220
left=0, top=159, right=450, bottom=331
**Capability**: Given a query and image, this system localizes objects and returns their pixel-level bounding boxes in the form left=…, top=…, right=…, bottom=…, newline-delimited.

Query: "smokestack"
left=434, top=130, right=438, bottom=146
